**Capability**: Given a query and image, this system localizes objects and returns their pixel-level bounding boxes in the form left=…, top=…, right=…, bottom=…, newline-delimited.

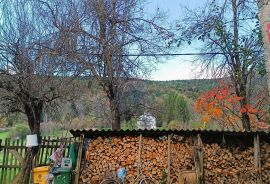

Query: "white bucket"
left=26, top=134, right=39, bottom=147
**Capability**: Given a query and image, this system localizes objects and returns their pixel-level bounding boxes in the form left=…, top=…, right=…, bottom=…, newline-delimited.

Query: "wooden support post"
left=254, top=134, right=262, bottom=184
left=74, top=134, right=84, bottom=184
left=194, top=134, right=204, bottom=184
left=167, top=134, right=171, bottom=184
left=137, top=134, right=142, bottom=175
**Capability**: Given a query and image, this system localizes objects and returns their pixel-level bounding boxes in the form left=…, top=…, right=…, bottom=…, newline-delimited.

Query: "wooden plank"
left=254, top=134, right=262, bottom=184
left=0, top=165, right=21, bottom=169
left=18, top=138, right=25, bottom=169
left=167, top=134, right=171, bottom=184
left=4, top=138, right=11, bottom=184
left=1, top=145, right=26, bottom=149
left=74, top=134, right=84, bottom=184
left=39, top=136, right=46, bottom=166
left=35, top=144, right=40, bottom=167
left=48, top=136, right=55, bottom=162
left=194, top=134, right=204, bottom=184
left=55, top=136, right=60, bottom=152
left=0, top=139, right=7, bottom=184
left=62, top=137, right=66, bottom=157
left=62, top=137, right=67, bottom=156
left=44, top=136, right=51, bottom=165
left=8, top=140, right=16, bottom=182
left=14, top=139, right=20, bottom=177
left=51, top=136, right=61, bottom=165
left=137, top=134, right=142, bottom=176
left=66, top=137, right=72, bottom=157
left=42, top=137, right=74, bottom=142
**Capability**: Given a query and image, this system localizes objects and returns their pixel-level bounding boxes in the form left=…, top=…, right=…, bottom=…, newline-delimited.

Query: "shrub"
left=167, top=120, right=181, bottom=129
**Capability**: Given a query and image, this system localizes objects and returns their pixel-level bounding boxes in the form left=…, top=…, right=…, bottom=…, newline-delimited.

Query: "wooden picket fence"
left=0, top=136, right=83, bottom=184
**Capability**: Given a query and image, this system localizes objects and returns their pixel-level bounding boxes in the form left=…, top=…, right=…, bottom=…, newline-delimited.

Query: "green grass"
left=0, top=130, right=10, bottom=171
left=0, top=129, right=72, bottom=139
left=0, top=131, right=10, bottom=139
left=41, top=130, right=72, bottom=137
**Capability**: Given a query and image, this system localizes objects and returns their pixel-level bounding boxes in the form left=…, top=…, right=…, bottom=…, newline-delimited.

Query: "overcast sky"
left=147, top=0, right=207, bottom=81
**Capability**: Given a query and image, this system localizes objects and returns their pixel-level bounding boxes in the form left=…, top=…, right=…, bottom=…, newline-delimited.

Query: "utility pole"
left=258, top=0, right=270, bottom=97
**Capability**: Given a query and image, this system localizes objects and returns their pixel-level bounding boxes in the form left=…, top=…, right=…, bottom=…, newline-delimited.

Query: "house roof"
left=70, top=128, right=270, bottom=138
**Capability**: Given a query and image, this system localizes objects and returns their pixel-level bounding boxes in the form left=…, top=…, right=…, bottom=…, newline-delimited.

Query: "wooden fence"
left=0, top=136, right=82, bottom=184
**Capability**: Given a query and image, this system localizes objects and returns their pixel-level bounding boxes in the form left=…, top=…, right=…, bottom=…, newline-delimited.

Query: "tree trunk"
left=110, top=99, right=121, bottom=130
left=15, top=139, right=39, bottom=184
left=258, top=0, right=270, bottom=98
left=14, top=103, right=43, bottom=184
left=240, top=96, right=251, bottom=130
left=231, top=0, right=252, bottom=130
left=241, top=112, right=251, bottom=130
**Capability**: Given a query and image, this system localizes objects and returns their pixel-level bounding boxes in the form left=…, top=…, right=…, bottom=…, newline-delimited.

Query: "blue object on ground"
left=116, top=167, right=126, bottom=181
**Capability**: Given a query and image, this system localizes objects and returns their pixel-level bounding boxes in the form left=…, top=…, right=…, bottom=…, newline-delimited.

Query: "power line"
left=112, top=51, right=261, bottom=57
left=78, top=50, right=261, bottom=57
left=120, top=52, right=229, bottom=56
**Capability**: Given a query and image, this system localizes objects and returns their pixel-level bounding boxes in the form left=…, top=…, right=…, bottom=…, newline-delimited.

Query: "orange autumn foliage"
left=193, top=81, right=261, bottom=129
left=240, top=104, right=258, bottom=114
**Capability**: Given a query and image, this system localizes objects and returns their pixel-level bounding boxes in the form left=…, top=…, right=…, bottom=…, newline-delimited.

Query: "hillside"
left=0, top=78, right=219, bottom=134
left=145, top=79, right=218, bottom=100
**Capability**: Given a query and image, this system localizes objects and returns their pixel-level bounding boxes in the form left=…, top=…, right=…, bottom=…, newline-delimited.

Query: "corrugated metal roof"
left=70, top=128, right=270, bottom=138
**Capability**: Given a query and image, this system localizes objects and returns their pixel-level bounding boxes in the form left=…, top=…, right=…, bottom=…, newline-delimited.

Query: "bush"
left=8, top=124, right=30, bottom=139
left=167, top=120, right=182, bottom=129
left=121, top=118, right=137, bottom=130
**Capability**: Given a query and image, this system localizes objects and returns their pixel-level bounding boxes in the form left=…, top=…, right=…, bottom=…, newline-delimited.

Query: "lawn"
left=0, top=130, right=10, bottom=169
left=0, top=129, right=72, bottom=140
left=0, top=130, right=10, bottom=140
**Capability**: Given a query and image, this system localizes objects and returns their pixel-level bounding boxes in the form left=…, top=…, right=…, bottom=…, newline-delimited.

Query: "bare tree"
left=179, top=0, right=265, bottom=130
left=0, top=1, right=80, bottom=182
left=41, top=0, right=173, bottom=130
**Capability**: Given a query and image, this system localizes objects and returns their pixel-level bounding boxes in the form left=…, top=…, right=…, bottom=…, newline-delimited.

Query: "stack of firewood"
left=79, top=135, right=268, bottom=184
left=170, top=136, right=194, bottom=182
left=260, top=142, right=270, bottom=183
left=80, top=136, right=139, bottom=183
left=203, top=143, right=256, bottom=183
left=140, top=136, right=168, bottom=181
left=80, top=136, right=169, bottom=183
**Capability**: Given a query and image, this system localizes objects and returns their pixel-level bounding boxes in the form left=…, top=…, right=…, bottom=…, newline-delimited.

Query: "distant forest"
left=0, top=79, right=219, bottom=131
left=2, top=76, right=269, bottom=133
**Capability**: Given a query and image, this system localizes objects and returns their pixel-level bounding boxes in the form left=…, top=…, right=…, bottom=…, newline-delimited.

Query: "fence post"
left=0, top=139, right=7, bottom=184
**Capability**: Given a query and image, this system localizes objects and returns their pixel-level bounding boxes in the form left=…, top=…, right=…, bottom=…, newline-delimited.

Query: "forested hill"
left=0, top=78, right=220, bottom=130
left=145, top=79, right=219, bottom=100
